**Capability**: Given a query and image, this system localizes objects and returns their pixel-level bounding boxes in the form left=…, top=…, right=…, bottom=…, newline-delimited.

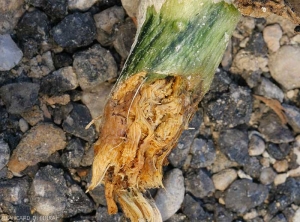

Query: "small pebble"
left=185, top=169, right=215, bottom=198
left=243, top=209, right=259, bottom=220
left=260, top=157, right=271, bottom=167
left=7, top=123, right=66, bottom=174
left=20, top=105, right=44, bottom=126
left=237, top=170, right=252, bottom=180
left=19, top=118, right=29, bottom=132
left=52, top=12, right=96, bottom=48
left=190, top=137, right=216, bottom=168
left=288, top=167, right=300, bottom=177
left=62, top=103, right=96, bottom=142
left=273, top=160, right=289, bottom=173
left=263, top=24, right=282, bottom=52
left=73, top=44, right=117, bottom=90
left=0, top=34, right=23, bottom=71
left=212, top=168, right=237, bottom=191
left=205, top=85, right=252, bottom=128
left=61, top=138, right=85, bottom=168
left=248, top=132, right=265, bottom=156
left=28, top=51, right=55, bottom=78
left=254, top=77, right=284, bottom=102
left=113, top=18, right=136, bottom=59
left=182, top=194, right=211, bottom=221
left=260, top=167, right=277, bottom=185
left=155, top=168, right=185, bottom=221
left=218, top=128, right=250, bottom=165
left=225, top=179, right=268, bottom=214
left=0, top=82, right=40, bottom=114
left=94, top=6, right=125, bottom=46
left=274, top=173, right=288, bottom=186
left=16, top=9, right=50, bottom=43
left=68, top=0, right=98, bottom=11
left=259, top=111, right=294, bottom=144
left=269, top=45, right=300, bottom=90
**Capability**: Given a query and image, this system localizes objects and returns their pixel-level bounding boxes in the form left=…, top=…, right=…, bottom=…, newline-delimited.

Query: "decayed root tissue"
left=88, top=72, right=194, bottom=221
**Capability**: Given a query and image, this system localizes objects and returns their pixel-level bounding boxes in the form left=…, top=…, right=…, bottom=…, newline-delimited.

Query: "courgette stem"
left=88, top=0, right=240, bottom=221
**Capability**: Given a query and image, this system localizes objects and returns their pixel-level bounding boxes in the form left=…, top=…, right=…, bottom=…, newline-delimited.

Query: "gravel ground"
left=1, top=0, right=300, bottom=222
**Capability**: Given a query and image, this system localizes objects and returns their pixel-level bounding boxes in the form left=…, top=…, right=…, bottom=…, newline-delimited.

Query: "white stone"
left=263, top=24, right=282, bottom=52
left=212, top=168, right=237, bottom=191
left=0, top=34, right=23, bottom=71
left=269, top=45, right=300, bottom=90
left=68, top=0, right=98, bottom=11
left=237, top=170, right=252, bottom=180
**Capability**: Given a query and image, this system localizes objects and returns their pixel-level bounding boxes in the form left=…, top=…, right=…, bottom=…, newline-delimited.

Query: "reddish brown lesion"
left=88, top=71, right=196, bottom=220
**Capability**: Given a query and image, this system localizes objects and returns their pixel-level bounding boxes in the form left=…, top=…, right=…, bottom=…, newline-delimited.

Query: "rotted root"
left=88, top=71, right=194, bottom=220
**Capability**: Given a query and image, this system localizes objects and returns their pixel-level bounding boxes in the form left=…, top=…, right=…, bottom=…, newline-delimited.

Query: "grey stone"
left=40, top=66, right=78, bottom=95
left=0, top=0, right=25, bottom=34
left=282, top=104, right=300, bottom=133
left=243, top=157, right=263, bottom=179
left=185, top=169, right=215, bottom=198
left=61, top=138, right=85, bottom=168
left=73, top=44, right=117, bottom=90
left=225, top=179, right=268, bottom=214
left=258, top=111, right=294, bottom=144
left=30, top=165, right=93, bottom=217
left=182, top=194, right=211, bottom=221
left=53, top=52, right=73, bottom=69
left=245, top=32, right=268, bottom=56
left=269, top=214, right=287, bottom=222
left=80, top=145, right=94, bottom=167
left=96, top=207, right=123, bottom=222
left=62, top=103, right=96, bottom=142
left=267, top=143, right=291, bottom=160
left=113, top=18, right=136, bottom=59
left=248, top=132, right=265, bottom=156
left=260, top=167, right=277, bottom=185
left=0, top=139, right=10, bottom=171
left=52, top=12, right=96, bottom=48
left=168, top=110, right=202, bottom=168
left=64, top=184, right=94, bottom=217
left=218, top=128, right=250, bottom=165
left=88, top=184, right=107, bottom=206
left=42, top=0, right=68, bottom=21
left=28, top=51, right=55, bottom=78
left=190, top=137, right=216, bottom=168
left=155, top=169, right=185, bottom=221
left=49, top=103, right=73, bottom=125
left=254, top=77, right=284, bottom=102
left=214, top=205, right=233, bottom=222
left=0, top=34, right=23, bottom=71
left=0, top=177, right=30, bottom=216
left=94, top=6, right=125, bottom=46
left=269, top=45, right=300, bottom=90
left=0, top=82, right=40, bottom=114
left=16, top=9, right=50, bottom=43
left=205, top=84, right=252, bottom=127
